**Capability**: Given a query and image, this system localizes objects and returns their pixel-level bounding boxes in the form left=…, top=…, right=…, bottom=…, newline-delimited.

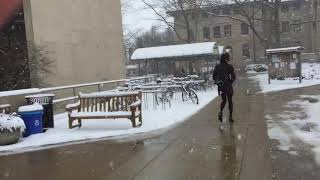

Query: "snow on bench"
left=70, top=111, right=132, bottom=118
left=0, top=104, right=11, bottom=114
left=66, top=91, right=142, bottom=129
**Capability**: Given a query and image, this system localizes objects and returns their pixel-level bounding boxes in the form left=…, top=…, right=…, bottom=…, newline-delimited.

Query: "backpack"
left=214, top=66, right=229, bottom=87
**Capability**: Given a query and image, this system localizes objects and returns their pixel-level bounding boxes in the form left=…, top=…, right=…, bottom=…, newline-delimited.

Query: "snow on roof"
left=131, top=42, right=218, bottom=60
left=266, top=46, right=304, bottom=54
left=126, top=65, right=139, bottom=70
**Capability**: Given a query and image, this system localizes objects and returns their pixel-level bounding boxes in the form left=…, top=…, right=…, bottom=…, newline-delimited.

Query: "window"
left=293, top=19, right=302, bottom=32
left=281, top=21, right=290, bottom=33
left=241, top=23, right=249, bottom=35
left=224, top=25, right=232, bottom=37
left=201, top=12, right=208, bottom=18
left=203, top=27, right=210, bottom=39
left=293, top=2, right=301, bottom=10
left=222, top=8, right=231, bottom=15
left=233, top=7, right=240, bottom=15
left=242, top=44, right=250, bottom=58
left=281, top=5, right=289, bottom=13
left=211, top=9, right=220, bottom=15
left=213, top=26, right=221, bottom=38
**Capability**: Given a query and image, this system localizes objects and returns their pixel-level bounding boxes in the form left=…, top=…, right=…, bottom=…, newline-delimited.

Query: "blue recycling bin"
left=19, top=108, right=43, bottom=137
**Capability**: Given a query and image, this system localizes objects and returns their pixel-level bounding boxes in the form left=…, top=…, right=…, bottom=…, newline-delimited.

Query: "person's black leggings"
left=220, top=89, right=233, bottom=115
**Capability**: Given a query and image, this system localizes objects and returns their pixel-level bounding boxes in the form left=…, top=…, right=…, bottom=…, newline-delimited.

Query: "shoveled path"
left=0, top=75, right=272, bottom=180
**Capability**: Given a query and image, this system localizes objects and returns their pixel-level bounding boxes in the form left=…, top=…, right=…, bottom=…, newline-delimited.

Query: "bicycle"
left=181, top=82, right=199, bottom=104
left=155, top=88, right=172, bottom=109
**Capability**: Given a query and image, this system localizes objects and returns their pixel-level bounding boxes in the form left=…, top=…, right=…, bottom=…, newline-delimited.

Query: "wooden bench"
left=0, top=104, right=11, bottom=114
left=66, top=91, right=142, bottom=129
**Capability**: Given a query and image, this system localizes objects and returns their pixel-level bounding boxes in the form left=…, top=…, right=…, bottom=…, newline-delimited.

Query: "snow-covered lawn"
left=267, top=95, right=320, bottom=163
left=250, top=63, right=320, bottom=93
left=0, top=90, right=218, bottom=154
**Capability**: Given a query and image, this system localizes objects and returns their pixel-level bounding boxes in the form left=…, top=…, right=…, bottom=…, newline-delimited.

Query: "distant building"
left=0, top=0, right=125, bottom=90
left=169, top=0, right=319, bottom=68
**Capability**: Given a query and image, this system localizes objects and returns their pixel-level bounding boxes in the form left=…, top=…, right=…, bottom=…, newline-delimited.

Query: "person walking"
left=213, top=52, right=236, bottom=123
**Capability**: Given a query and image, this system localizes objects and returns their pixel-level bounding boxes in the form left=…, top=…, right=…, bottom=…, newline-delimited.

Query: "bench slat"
left=70, top=111, right=132, bottom=118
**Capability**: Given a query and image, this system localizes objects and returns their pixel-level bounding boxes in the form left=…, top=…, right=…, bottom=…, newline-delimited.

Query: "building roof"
left=266, top=46, right=304, bottom=54
left=131, top=42, right=219, bottom=61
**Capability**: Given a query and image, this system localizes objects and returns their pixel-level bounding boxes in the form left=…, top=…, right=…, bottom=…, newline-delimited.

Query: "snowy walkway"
left=0, top=75, right=273, bottom=180
left=265, top=84, right=320, bottom=179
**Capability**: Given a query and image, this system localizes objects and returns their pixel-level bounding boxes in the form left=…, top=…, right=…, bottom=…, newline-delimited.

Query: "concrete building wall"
left=23, top=0, right=125, bottom=87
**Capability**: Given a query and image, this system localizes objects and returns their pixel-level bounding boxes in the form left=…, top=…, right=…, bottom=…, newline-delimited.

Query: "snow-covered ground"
left=250, top=63, right=320, bottom=93
left=0, top=90, right=218, bottom=154
left=267, top=95, right=320, bottom=164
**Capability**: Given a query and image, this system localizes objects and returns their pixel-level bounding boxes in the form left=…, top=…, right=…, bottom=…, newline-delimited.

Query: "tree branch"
left=0, top=49, right=7, bottom=55
left=142, top=0, right=188, bottom=43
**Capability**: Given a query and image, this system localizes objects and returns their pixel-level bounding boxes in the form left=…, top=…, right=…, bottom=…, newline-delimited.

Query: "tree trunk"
left=274, top=0, right=281, bottom=48
left=313, top=0, right=319, bottom=58
left=252, top=0, right=257, bottom=62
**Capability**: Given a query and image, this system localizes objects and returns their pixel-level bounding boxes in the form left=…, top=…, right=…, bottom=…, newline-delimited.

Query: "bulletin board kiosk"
left=266, top=46, right=304, bottom=84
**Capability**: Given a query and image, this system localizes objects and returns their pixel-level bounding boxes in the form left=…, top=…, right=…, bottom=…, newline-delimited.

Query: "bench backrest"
left=78, top=91, right=141, bottom=112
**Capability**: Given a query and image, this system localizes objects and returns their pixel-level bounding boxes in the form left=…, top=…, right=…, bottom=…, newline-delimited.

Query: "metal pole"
left=268, top=55, right=271, bottom=84
left=145, top=59, right=148, bottom=76
left=138, top=61, right=141, bottom=76
left=298, top=52, right=302, bottom=83
left=206, top=59, right=209, bottom=74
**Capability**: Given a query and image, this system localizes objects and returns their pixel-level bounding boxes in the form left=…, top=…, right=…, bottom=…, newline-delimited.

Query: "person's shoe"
left=218, top=113, right=223, bottom=122
left=229, top=115, right=234, bottom=124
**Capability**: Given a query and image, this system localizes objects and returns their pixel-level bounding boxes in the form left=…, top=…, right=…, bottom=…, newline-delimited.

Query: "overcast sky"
left=121, top=0, right=166, bottom=34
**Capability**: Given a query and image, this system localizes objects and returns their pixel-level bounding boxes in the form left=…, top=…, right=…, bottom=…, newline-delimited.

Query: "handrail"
left=0, top=76, right=154, bottom=98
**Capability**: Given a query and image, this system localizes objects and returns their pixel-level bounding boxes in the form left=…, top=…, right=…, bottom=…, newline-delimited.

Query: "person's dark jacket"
left=212, top=62, right=236, bottom=92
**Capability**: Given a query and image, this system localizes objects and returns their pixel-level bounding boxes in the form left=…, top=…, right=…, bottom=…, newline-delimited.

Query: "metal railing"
left=0, top=76, right=155, bottom=107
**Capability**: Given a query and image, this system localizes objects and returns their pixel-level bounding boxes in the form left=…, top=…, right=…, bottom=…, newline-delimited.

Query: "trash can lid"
left=18, top=103, right=43, bottom=112
left=25, top=94, right=55, bottom=98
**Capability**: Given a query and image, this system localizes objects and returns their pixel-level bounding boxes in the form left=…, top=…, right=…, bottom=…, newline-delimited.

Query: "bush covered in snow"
left=0, top=114, right=26, bottom=132
left=302, top=63, right=320, bottom=80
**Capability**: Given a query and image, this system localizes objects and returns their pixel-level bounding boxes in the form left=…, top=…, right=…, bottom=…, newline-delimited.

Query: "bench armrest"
left=66, top=101, right=80, bottom=112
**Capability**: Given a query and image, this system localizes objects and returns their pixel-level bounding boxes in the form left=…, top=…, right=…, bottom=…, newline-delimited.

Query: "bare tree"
left=313, top=0, right=318, bottom=56
left=134, top=25, right=175, bottom=48
left=132, top=26, right=175, bottom=75
left=0, top=42, right=55, bottom=90
left=142, top=0, right=207, bottom=43
left=26, top=43, right=55, bottom=88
